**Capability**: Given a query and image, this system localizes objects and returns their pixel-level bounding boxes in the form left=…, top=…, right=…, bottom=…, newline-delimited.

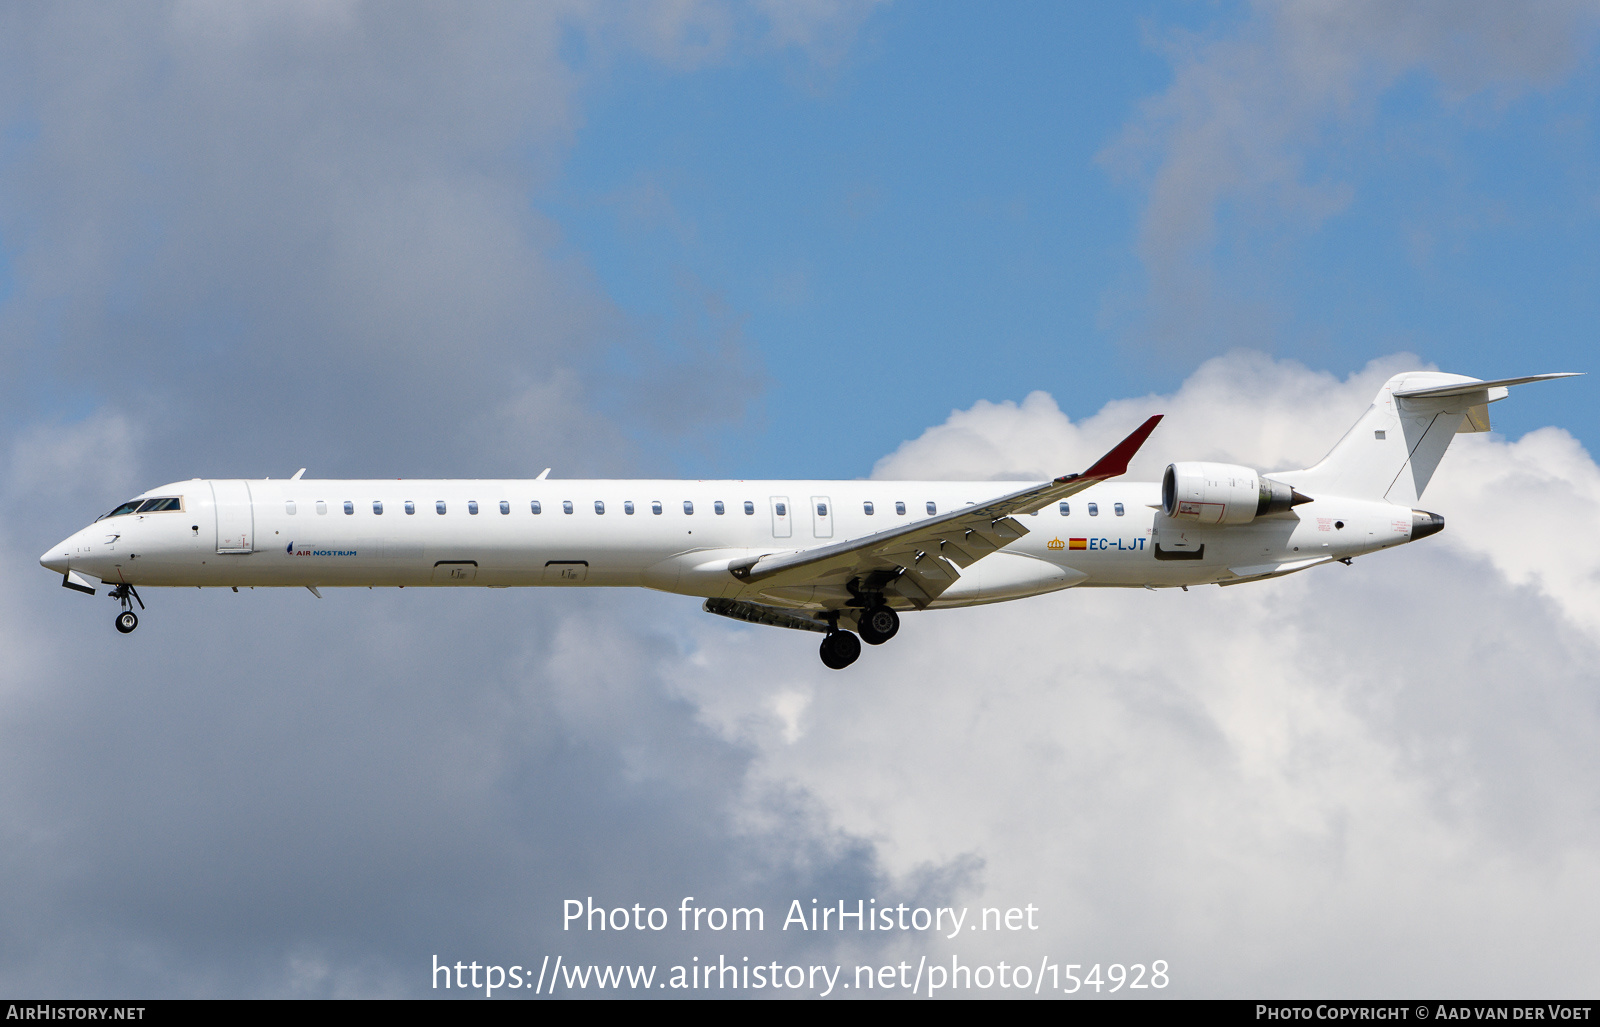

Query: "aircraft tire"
left=858, top=606, right=899, bottom=645
left=115, top=611, right=138, bottom=634
left=819, top=630, right=861, bottom=670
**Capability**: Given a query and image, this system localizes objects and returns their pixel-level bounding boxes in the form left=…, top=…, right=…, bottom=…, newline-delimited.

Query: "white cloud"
left=677, top=351, right=1600, bottom=995
left=874, top=349, right=1421, bottom=483
left=1427, top=425, right=1600, bottom=637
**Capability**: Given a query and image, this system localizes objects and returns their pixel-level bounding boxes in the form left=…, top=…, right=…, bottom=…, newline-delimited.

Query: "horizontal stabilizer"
left=1392, top=372, right=1582, bottom=399
left=1283, top=370, right=1582, bottom=505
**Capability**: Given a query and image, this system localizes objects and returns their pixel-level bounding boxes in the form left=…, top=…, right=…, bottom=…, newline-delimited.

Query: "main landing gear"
left=819, top=630, right=861, bottom=670
left=817, top=605, right=900, bottom=670
left=857, top=605, right=899, bottom=646
left=109, top=583, right=143, bottom=634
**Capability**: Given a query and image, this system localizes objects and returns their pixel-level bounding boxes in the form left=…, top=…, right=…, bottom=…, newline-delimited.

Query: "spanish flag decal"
left=1069, top=538, right=1088, bottom=550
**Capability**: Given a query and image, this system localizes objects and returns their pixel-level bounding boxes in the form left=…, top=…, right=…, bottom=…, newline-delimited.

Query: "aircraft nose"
left=40, top=542, right=71, bottom=574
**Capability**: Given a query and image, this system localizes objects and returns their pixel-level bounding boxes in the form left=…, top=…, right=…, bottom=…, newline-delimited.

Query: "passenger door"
left=210, top=480, right=254, bottom=553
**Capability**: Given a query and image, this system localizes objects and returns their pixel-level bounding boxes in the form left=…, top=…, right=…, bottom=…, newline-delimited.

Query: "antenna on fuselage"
left=535, top=468, right=551, bottom=480
left=290, top=468, right=306, bottom=480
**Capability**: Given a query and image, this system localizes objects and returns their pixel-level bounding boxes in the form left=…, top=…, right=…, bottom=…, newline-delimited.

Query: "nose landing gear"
left=108, top=583, right=143, bottom=634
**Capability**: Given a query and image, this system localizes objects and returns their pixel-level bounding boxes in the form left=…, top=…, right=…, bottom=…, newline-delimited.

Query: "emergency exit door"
left=770, top=496, right=791, bottom=538
left=811, top=496, right=833, bottom=538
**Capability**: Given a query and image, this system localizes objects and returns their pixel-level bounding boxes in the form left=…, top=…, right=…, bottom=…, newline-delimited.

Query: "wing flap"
left=730, top=415, right=1162, bottom=606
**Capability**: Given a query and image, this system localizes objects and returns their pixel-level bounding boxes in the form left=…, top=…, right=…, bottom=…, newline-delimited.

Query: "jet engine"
left=1161, top=462, right=1309, bottom=525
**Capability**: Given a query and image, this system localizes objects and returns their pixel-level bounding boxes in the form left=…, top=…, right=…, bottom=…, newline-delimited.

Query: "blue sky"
left=545, top=1, right=1598, bottom=478
left=4, top=1, right=1600, bottom=999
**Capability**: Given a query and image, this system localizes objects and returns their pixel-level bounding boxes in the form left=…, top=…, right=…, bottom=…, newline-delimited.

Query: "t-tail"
left=1279, top=372, right=1582, bottom=506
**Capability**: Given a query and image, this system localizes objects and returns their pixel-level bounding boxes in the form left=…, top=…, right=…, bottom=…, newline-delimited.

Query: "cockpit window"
left=101, top=496, right=179, bottom=519
left=100, top=500, right=145, bottom=520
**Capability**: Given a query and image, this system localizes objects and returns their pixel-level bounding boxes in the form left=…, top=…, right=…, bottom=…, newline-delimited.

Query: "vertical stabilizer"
left=1280, top=372, right=1579, bottom=503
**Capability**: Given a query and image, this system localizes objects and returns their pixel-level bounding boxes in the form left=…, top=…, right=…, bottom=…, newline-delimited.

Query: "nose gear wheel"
left=108, top=583, right=144, bottom=634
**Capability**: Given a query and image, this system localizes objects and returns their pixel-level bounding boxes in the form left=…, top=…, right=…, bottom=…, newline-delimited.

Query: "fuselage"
left=41, top=477, right=1421, bottom=610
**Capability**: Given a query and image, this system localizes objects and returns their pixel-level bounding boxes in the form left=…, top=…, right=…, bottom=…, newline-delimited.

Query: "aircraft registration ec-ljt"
left=40, top=371, right=1580, bottom=669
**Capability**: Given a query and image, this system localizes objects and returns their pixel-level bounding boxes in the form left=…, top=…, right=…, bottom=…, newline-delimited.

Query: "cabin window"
left=1114, top=502, right=1125, bottom=516
left=562, top=500, right=573, bottom=514
left=625, top=501, right=635, bottom=515
left=896, top=501, right=906, bottom=515
left=405, top=501, right=415, bottom=515
left=652, top=501, right=663, bottom=515
left=286, top=501, right=297, bottom=515
left=1087, top=502, right=1098, bottom=516
left=343, top=501, right=354, bottom=515
left=499, top=501, right=510, bottom=515
left=436, top=501, right=447, bottom=514
left=816, top=502, right=828, bottom=517
left=744, top=501, right=754, bottom=515
left=530, top=501, right=542, bottom=515
left=683, top=501, right=694, bottom=515
left=714, top=501, right=725, bottom=515
left=468, top=501, right=479, bottom=515
left=1059, top=502, right=1070, bottom=516
left=373, top=501, right=383, bottom=515
left=775, top=503, right=786, bottom=516
left=926, top=501, right=937, bottom=516
left=595, top=501, right=605, bottom=515
left=316, top=501, right=328, bottom=515
left=864, top=501, right=874, bottom=515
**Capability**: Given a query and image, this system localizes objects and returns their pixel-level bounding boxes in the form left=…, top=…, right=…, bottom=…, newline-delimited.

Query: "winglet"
left=1059, top=415, right=1163, bottom=483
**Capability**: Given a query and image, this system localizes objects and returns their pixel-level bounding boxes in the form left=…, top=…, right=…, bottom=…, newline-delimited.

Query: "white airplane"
left=40, top=371, right=1579, bottom=669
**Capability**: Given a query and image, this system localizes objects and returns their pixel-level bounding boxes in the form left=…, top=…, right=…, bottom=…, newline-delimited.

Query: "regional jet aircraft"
left=40, top=371, right=1578, bottom=668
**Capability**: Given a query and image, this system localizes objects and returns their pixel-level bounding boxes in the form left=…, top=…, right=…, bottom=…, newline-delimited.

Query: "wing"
left=728, top=415, right=1163, bottom=607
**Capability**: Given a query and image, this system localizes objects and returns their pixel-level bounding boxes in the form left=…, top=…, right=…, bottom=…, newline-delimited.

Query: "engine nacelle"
left=1161, top=462, right=1307, bottom=525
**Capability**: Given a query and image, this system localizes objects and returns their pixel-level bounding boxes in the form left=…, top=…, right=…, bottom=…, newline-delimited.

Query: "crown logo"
left=1047, top=537, right=1066, bottom=550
